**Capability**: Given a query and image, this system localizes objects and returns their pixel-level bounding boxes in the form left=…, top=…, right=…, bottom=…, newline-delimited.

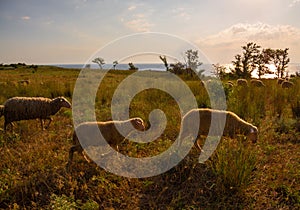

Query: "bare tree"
left=159, top=55, right=169, bottom=71
left=92, top=57, right=105, bottom=69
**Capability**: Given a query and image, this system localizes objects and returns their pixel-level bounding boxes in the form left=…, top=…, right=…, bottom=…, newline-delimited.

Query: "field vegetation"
left=0, top=65, right=299, bottom=209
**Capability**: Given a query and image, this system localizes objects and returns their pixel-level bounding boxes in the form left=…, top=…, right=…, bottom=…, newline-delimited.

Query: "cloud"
left=197, top=22, right=300, bottom=63
left=123, top=12, right=154, bottom=32
left=21, top=16, right=31, bottom=20
left=289, top=0, right=300, bottom=7
left=172, top=7, right=191, bottom=21
left=128, top=5, right=137, bottom=11
left=125, top=17, right=154, bottom=32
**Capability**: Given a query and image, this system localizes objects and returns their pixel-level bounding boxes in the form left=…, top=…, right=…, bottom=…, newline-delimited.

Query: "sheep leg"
left=45, top=117, right=53, bottom=129
left=4, top=121, right=14, bottom=132
left=66, top=144, right=83, bottom=170
left=40, top=119, right=45, bottom=130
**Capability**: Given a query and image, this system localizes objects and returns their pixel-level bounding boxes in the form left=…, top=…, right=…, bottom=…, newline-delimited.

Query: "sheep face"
left=247, top=127, right=258, bottom=143
left=131, top=118, right=145, bottom=131
left=54, top=97, right=71, bottom=108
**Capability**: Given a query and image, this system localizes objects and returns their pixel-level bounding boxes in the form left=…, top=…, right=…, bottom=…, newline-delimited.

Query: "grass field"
left=0, top=65, right=299, bottom=209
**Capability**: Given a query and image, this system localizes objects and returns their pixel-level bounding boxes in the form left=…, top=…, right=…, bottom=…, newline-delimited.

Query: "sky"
left=0, top=0, right=300, bottom=64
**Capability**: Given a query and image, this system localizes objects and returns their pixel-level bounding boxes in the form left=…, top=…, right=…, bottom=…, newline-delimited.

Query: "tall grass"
left=208, top=137, right=257, bottom=193
left=0, top=67, right=299, bottom=209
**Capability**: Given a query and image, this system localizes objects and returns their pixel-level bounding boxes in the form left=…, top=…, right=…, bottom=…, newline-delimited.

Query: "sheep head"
left=247, top=126, right=258, bottom=143
left=53, top=97, right=71, bottom=108
left=131, top=118, right=145, bottom=131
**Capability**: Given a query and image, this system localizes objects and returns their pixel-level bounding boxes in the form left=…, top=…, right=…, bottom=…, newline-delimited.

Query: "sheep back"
left=281, top=81, right=294, bottom=88
left=250, top=79, right=265, bottom=87
left=181, top=108, right=257, bottom=142
left=4, top=96, right=71, bottom=124
left=236, top=79, right=248, bottom=87
left=73, top=117, right=145, bottom=149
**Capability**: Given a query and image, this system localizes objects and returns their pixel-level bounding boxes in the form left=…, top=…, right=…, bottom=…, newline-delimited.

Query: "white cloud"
left=128, top=5, right=137, bottom=11
left=21, top=16, right=31, bottom=20
left=197, top=22, right=300, bottom=63
left=172, top=7, right=191, bottom=21
left=289, top=0, right=300, bottom=7
left=125, top=17, right=154, bottom=32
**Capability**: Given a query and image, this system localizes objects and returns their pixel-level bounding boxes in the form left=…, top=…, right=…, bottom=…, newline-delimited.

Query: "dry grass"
left=0, top=66, right=299, bottom=209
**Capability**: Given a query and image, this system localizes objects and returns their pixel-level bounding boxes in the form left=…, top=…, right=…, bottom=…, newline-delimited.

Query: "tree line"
left=214, top=42, right=290, bottom=79
left=91, top=42, right=291, bottom=80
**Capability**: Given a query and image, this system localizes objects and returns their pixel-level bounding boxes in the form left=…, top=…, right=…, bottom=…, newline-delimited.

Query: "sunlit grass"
left=0, top=66, right=299, bottom=209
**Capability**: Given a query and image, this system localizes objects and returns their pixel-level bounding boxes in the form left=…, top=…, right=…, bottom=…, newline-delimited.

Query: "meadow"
left=0, top=65, right=299, bottom=209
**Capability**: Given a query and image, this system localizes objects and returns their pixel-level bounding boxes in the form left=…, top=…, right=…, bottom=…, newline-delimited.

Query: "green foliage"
left=209, top=137, right=257, bottom=193
left=50, top=194, right=77, bottom=210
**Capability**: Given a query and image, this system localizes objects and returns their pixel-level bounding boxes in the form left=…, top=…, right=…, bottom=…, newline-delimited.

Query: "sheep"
left=3, top=96, right=71, bottom=131
left=18, top=80, right=30, bottom=85
left=281, top=81, right=294, bottom=88
left=67, top=117, right=145, bottom=167
left=179, top=108, right=258, bottom=151
left=250, top=79, right=265, bottom=87
left=225, top=81, right=234, bottom=88
left=277, top=78, right=285, bottom=85
left=236, top=79, right=248, bottom=87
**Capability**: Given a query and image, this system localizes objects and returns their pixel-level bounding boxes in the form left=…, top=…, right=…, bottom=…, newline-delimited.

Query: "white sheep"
left=67, top=117, right=145, bottom=167
left=281, top=81, right=294, bottom=88
left=250, top=79, right=265, bottom=87
left=3, top=96, right=71, bottom=131
left=236, top=79, right=248, bottom=87
left=179, top=108, right=258, bottom=150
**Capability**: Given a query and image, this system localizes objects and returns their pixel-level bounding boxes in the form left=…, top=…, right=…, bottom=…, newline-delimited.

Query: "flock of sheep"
left=225, top=78, right=295, bottom=88
left=0, top=93, right=259, bottom=169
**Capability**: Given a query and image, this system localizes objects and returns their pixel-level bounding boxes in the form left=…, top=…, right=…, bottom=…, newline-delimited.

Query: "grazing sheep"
left=0, top=105, right=4, bottom=118
left=67, top=118, right=145, bottom=166
left=281, top=81, right=294, bottom=88
left=3, top=96, right=71, bottom=131
left=250, top=79, right=265, bottom=87
left=236, top=79, right=248, bottom=87
left=225, top=81, right=234, bottom=88
left=180, top=108, right=258, bottom=150
left=18, top=80, right=30, bottom=85
left=277, top=78, right=285, bottom=85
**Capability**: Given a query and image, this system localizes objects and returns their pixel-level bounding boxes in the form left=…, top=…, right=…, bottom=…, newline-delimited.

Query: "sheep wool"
left=3, top=96, right=71, bottom=130
left=281, top=81, right=294, bottom=88
left=67, top=118, right=145, bottom=166
left=180, top=108, right=258, bottom=150
left=236, top=79, right=248, bottom=87
left=250, top=79, right=265, bottom=87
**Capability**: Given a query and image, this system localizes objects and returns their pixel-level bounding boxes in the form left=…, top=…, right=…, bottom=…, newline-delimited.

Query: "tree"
left=159, top=55, right=169, bottom=71
left=92, top=57, right=105, bottom=69
left=113, top=60, right=118, bottom=70
left=212, top=63, right=227, bottom=79
left=184, top=49, right=202, bottom=71
left=255, top=49, right=272, bottom=79
left=266, top=48, right=290, bottom=78
left=231, top=42, right=261, bottom=78
left=169, top=62, right=185, bottom=74
left=128, top=62, right=138, bottom=70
